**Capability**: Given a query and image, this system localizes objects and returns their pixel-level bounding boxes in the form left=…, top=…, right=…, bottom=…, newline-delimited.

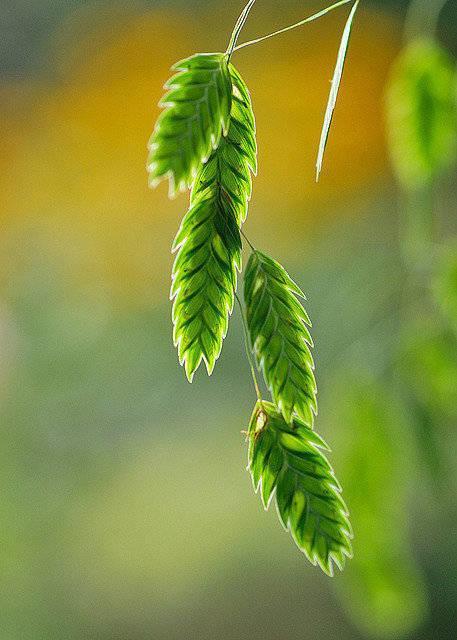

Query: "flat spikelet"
left=386, top=38, right=457, bottom=190
left=244, top=251, right=317, bottom=426
left=171, top=195, right=241, bottom=381
left=148, top=53, right=232, bottom=197
left=192, top=63, right=257, bottom=225
left=248, top=401, right=353, bottom=576
left=171, top=64, right=257, bottom=381
left=148, top=2, right=362, bottom=578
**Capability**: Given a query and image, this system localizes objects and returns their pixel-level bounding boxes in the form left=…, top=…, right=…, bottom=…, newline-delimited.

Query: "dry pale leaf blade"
left=316, top=0, right=360, bottom=181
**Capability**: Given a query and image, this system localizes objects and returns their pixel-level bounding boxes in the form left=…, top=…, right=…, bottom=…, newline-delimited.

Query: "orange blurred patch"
left=241, top=6, right=401, bottom=224
left=0, top=4, right=401, bottom=303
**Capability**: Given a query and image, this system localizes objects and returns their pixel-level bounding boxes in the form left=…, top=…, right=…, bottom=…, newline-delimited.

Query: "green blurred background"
left=1, top=1, right=457, bottom=638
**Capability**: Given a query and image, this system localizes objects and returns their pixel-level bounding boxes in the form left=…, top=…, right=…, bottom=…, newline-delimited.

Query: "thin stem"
left=233, top=0, right=353, bottom=53
left=235, top=293, right=262, bottom=401
left=241, top=228, right=256, bottom=252
left=226, top=0, right=257, bottom=61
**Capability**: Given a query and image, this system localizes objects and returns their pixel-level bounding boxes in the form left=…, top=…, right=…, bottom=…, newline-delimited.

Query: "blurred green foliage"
left=400, top=320, right=457, bottom=425
left=334, top=383, right=427, bottom=639
left=327, top=21, right=457, bottom=639
left=433, top=240, right=457, bottom=334
left=386, top=38, right=457, bottom=190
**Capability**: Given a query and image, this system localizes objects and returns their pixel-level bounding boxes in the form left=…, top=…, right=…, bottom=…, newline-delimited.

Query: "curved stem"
left=235, top=293, right=262, bottom=401
left=233, top=0, right=353, bottom=53
left=226, top=0, right=257, bottom=61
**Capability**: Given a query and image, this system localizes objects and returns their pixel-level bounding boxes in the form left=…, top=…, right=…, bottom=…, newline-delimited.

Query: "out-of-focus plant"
left=385, top=0, right=457, bottom=478
left=387, top=39, right=457, bottom=192
left=327, top=0, right=457, bottom=636
left=335, top=383, right=427, bottom=639
left=147, top=0, right=361, bottom=575
left=433, top=240, right=457, bottom=334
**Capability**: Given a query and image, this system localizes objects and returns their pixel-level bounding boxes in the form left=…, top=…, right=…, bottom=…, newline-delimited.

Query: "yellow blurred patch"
left=0, top=4, right=401, bottom=304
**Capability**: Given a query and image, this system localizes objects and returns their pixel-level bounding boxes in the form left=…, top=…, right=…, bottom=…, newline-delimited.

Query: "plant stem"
left=232, top=0, right=353, bottom=53
left=241, top=228, right=256, bottom=252
left=235, top=293, right=262, bottom=401
left=226, top=0, right=257, bottom=61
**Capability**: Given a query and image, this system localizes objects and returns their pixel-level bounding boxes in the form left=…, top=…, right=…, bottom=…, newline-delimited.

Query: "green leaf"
left=316, top=0, right=359, bottom=181
left=147, top=53, right=232, bottom=197
left=386, top=38, right=457, bottom=190
left=244, top=250, right=317, bottom=426
left=171, top=65, right=257, bottom=381
left=248, top=401, right=352, bottom=576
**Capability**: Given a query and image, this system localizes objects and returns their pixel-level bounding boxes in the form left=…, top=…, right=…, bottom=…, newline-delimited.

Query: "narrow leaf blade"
left=315, top=0, right=359, bottom=181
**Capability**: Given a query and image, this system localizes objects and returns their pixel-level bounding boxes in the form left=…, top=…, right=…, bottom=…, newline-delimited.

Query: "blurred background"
left=1, top=0, right=457, bottom=638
